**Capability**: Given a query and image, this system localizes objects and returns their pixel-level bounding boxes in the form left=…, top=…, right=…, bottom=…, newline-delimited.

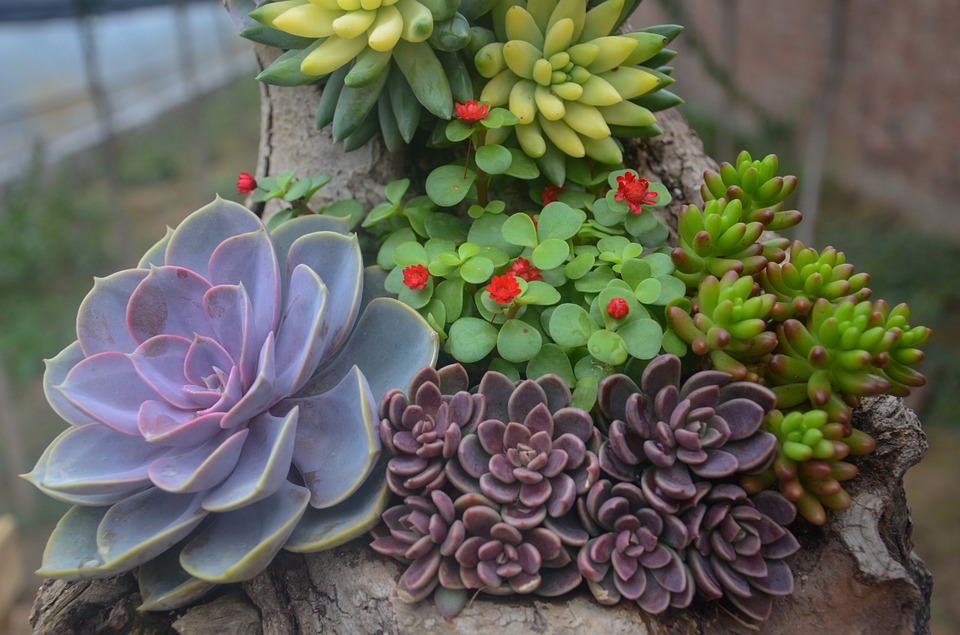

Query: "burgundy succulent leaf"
left=577, top=480, right=695, bottom=613
left=598, top=355, right=778, bottom=514
left=448, top=373, right=600, bottom=530
left=455, top=504, right=582, bottom=596
left=380, top=364, right=485, bottom=497
left=683, top=484, right=800, bottom=621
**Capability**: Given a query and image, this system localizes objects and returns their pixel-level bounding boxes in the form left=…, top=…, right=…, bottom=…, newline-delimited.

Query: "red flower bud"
left=236, top=171, right=257, bottom=196
left=607, top=297, right=630, bottom=320
left=541, top=183, right=567, bottom=206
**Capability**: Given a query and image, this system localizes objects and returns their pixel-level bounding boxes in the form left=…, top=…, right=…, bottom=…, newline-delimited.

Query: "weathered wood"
left=28, top=4, right=933, bottom=632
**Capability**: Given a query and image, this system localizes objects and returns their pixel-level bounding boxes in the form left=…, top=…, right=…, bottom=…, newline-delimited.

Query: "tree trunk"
left=29, top=10, right=933, bottom=634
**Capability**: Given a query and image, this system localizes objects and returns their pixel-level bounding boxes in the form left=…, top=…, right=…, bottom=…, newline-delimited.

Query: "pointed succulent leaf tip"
left=37, top=506, right=114, bottom=580
left=32, top=198, right=416, bottom=610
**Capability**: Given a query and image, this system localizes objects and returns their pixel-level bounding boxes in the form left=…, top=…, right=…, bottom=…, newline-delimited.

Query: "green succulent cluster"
left=369, top=160, right=685, bottom=411
left=666, top=270, right=778, bottom=382
left=742, top=409, right=876, bottom=526
left=663, top=154, right=931, bottom=523
left=701, top=151, right=802, bottom=230
left=671, top=198, right=783, bottom=289
left=768, top=298, right=930, bottom=425
left=761, top=241, right=872, bottom=320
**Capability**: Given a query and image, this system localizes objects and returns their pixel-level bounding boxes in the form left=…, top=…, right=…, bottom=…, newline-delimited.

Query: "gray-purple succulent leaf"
left=598, top=355, right=778, bottom=513
left=684, top=485, right=800, bottom=621
left=577, top=479, right=694, bottom=613
left=452, top=375, right=599, bottom=530
left=137, top=542, right=218, bottom=611
left=29, top=199, right=438, bottom=608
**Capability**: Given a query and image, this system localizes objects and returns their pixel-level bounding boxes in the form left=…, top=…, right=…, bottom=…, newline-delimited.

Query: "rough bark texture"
left=28, top=8, right=932, bottom=633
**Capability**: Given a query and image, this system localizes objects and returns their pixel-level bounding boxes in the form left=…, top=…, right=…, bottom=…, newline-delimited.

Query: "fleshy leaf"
left=97, top=489, right=208, bottom=571
left=148, top=429, right=248, bottom=494
left=59, top=351, right=163, bottom=435
left=37, top=506, right=114, bottom=579
left=202, top=408, right=299, bottom=512
left=163, top=198, right=264, bottom=279
left=285, top=463, right=390, bottom=552
left=285, top=231, right=363, bottom=356
left=138, top=546, right=216, bottom=611
left=43, top=342, right=97, bottom=427
left=298, top=298, right=439, bottom=401
left=279, top=366, right=380, bottom=508
left=77, top=269, right=149, bottom=356
left=274, top=265, right=331, bottom=396
left=180, top=481, right=310, bottom=583
left=208, top=227, right=281, bottom=348
left=126, top=266, right=216, bottom=344
left=37, top=424, right=168, bottom=495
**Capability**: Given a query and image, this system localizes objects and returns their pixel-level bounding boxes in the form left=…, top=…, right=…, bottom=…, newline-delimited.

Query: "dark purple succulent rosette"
left=683, top=485, right=800, bottom=621
left=369, top=489, right=467, bottom=616
left=379, top=364, right=485, bottom=497
left=27, top=200, right=439, bottom=610
left=577, top=480, right=696, bottom=614
left=598, top=355, right=778, bottom=513
left=446, top=372, right=601, bottom=530
left=454, top=503, right=582, bottom=597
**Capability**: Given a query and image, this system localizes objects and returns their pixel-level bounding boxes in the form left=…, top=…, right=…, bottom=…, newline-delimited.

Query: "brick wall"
left=633, top=0, right=960, bottom=237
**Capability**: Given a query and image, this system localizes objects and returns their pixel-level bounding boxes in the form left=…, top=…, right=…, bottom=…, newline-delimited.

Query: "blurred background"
left=0, top=0, right=956, bottom=632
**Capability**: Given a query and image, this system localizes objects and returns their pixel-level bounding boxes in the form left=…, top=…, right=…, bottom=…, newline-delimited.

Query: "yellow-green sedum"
left=476, top=0, right=676, bottom=165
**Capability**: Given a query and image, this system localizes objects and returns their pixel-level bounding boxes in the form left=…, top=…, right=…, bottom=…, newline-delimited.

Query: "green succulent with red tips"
left=667, top=270, right=778, bottom=381
left=701, top=151, right=802, bottom=231
left=766, top=298, right=930, bottom=426
left=761, top=241, right=872, bottom=320
left=741, top=408, right=877, bottom=525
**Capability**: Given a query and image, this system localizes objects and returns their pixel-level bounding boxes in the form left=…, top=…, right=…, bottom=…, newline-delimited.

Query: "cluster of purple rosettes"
left=372, top=355, right=800, bottom=621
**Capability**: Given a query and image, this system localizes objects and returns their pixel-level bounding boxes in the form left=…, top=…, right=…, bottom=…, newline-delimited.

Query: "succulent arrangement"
left=27, top=0, right=931, bottom=627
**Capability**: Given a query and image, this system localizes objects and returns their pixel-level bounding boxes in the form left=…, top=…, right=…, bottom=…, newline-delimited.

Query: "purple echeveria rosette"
left=683, top=485, right=801, bottom=621
left=446, top=372, right=602, bottom=531
left=27, top=199, right=438, bottom=610
left=598, top=355, right=778, bottom=514
left=379, top=364, right=485, bottom=497
left=577, top=480, right=696, bottom=614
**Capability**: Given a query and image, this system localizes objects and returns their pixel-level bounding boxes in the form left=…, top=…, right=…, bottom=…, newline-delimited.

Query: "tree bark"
left=29, top=9, right=933, bottom=633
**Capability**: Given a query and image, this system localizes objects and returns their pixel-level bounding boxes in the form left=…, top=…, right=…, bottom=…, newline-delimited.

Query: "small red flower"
left=237, top=171, right=257, bottom=196
left=607, top=297, right=630, bottom=320
left=455, top=100, right=490, bottom=124
left=486, top=274, right=522, bottom=305
left=508, top=257, right=542, bottom=283
left=402, top=264, right=429, bottom=290
left=541, top=183, right=567, bottom=206
left=615, top=172, right=658, bottom=213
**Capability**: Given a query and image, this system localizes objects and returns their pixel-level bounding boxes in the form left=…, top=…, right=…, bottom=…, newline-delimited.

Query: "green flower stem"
left=290, top=199, right=314, bottom=217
